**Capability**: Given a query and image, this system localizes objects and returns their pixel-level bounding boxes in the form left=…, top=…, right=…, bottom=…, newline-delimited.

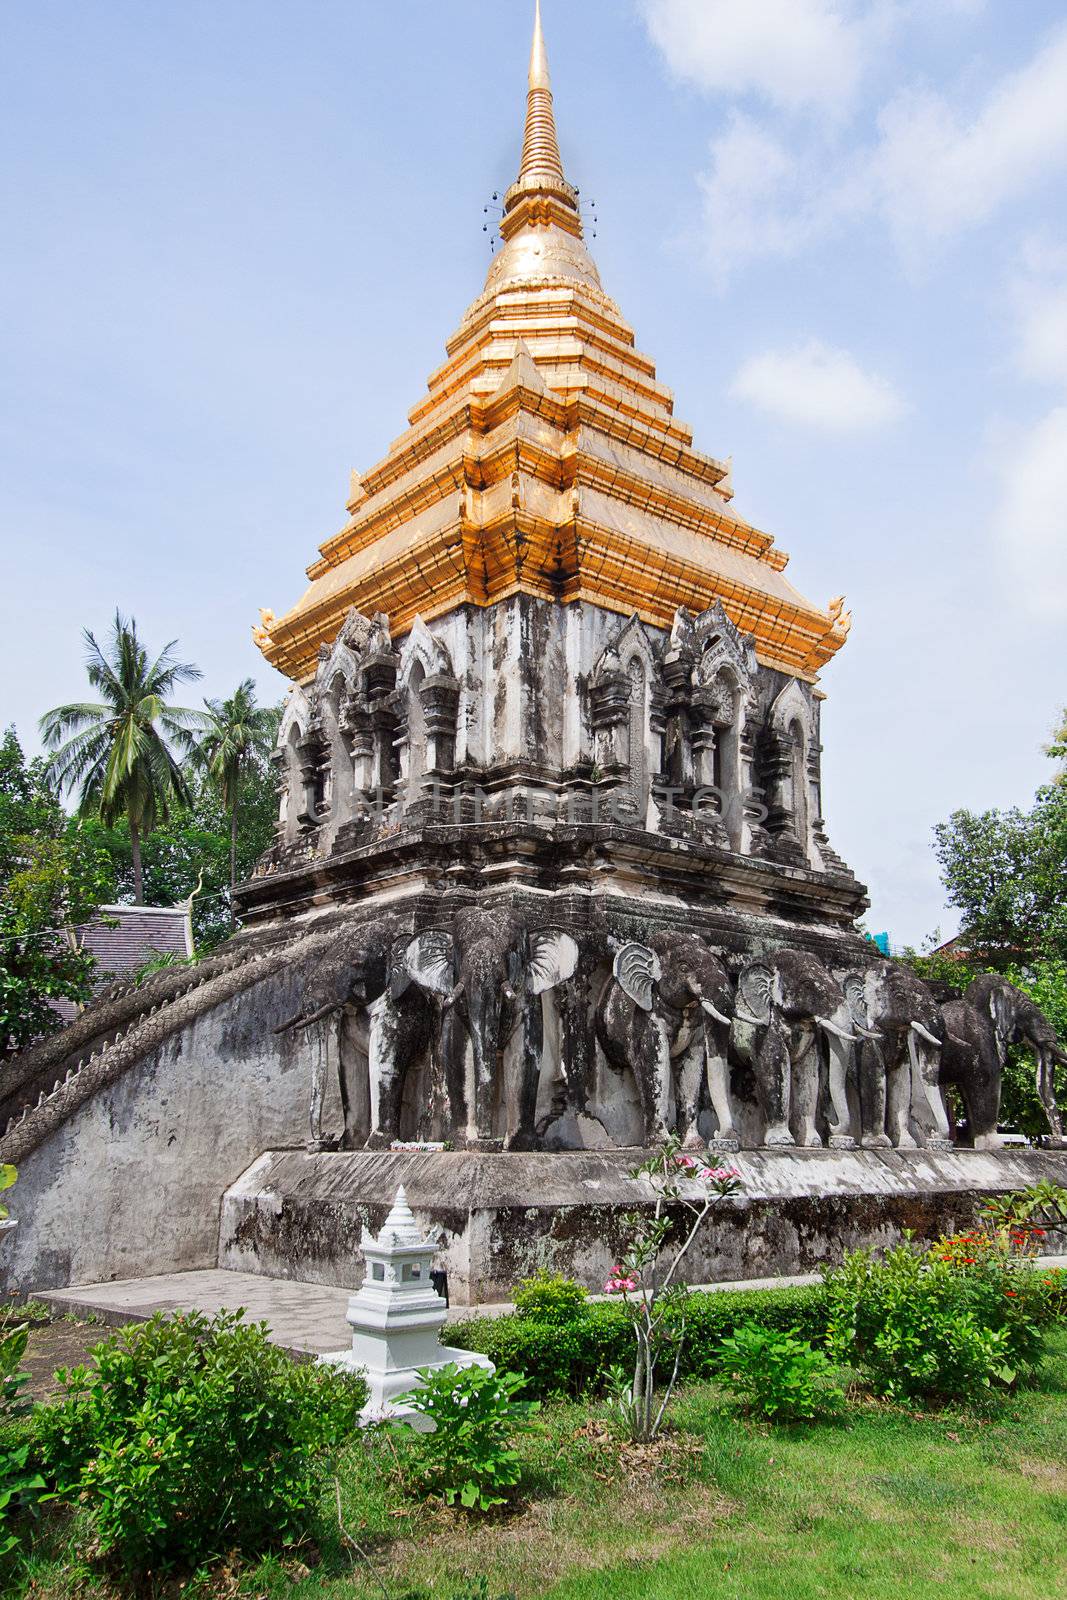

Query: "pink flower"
left=604, top=1275, right=640, bottom=1295
left=674, top=1154, right=698, bottom=1170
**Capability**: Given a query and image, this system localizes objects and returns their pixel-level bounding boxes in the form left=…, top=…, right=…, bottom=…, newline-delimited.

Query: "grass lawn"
left=15, top=1328, right=1067, bottom=1600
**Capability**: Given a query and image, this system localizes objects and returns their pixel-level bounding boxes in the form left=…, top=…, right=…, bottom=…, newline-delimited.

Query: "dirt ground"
left=19, top=1317, right=108, bottom=1401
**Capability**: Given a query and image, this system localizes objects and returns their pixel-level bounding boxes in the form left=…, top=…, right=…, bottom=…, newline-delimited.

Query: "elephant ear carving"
left=843, top=974, right=869, bottom=1030
left=404, top=931, right=454, bottom=996
left=738, top=964, right=773, bottom=1026
left=388, top=938, right=413, bottom=1001
left=527, top=932, right=580, bottom=995
left=613, top=943, right=662, bottom=1011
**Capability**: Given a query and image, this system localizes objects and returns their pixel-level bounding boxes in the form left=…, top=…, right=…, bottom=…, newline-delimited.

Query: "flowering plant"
left=602, top=1136, right=742, bottom=1442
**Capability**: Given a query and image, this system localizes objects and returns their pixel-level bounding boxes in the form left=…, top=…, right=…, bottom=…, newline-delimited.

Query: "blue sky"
left=2, top=0, right=1065, bottom=945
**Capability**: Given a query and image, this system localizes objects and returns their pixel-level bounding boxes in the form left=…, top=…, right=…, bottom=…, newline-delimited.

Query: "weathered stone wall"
left=219, top=1146, right=1067, bottom=1305
left=0, top=965, right=327, bottom=1296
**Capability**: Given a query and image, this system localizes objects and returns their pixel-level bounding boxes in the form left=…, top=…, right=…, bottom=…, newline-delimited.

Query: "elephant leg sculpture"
left=307, top=1017, right=334, bottom=1153
left=908, top=1020, right=953, bottom=1148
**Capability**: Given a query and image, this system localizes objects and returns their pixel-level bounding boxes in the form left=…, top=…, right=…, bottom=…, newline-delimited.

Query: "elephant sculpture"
left=275, top=917, right=430, bottom=1151
left=938, top=994, right=1004, bottom=1149
left=403, top=907, right=578, bottom=1150
left=732, top=949, right=863, bottom=1147
left=595, top=931, right=739, bottom=1149
left=965, top=974, right=1067, bottom=1140
left=844, top=961, right=949, bottom=1148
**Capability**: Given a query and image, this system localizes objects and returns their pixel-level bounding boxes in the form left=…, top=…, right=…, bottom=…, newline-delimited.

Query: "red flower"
left=1005, top=1290, right=1018, bottom=1297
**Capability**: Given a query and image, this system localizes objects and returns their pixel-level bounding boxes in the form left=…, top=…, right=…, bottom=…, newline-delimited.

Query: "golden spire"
left=519, top=0, right=564, bottom=186
left=502, top=0, right=582, bottom=241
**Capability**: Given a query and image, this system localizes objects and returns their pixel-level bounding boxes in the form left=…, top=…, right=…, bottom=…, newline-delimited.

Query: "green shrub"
left=36, top=1309, right=367, bottom=1573
left=513, top=1269, right=587, bottom=1324
left=0, top=1324, right=46, bottom=1560
left=394, top=1363, right=539, bottom=1512
left=823, top=1241, right=1054, bottom=1404
left=715, top=1323, right=844, bottom=1421
left=448, top=1284, right=830, bottom=1401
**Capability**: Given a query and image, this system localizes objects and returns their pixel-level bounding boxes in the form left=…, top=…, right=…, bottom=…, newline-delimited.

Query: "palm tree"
left=191, top=679, right=278, bottom=919
left=40, top=612, right=203, bottom=905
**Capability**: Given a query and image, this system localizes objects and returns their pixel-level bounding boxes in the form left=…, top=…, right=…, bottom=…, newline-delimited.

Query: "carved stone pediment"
left=398, top=616, right=455, bottom=687
left=769, top=676, right=812, bottom=735
left=691, top=602, right=757, bottom=689
left=591, top=614, right=657, bottom=686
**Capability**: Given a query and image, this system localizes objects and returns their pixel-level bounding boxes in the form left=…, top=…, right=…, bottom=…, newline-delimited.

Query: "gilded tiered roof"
left=255, top=2, right=851, bottom=686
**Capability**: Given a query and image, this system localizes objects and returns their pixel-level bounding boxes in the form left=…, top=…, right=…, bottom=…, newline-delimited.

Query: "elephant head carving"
left=404, top=907, right=578, bottom=1149
left=597, top=932, right=738, bottom=1149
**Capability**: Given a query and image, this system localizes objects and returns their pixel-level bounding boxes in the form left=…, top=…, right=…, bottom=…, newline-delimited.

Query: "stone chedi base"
left=320, top=1186, right=492, bottom=1421
left=222, top=1146, right=1067, bottom=1306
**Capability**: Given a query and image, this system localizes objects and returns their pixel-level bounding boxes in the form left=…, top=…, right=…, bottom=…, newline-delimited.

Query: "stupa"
left=8, top=5, right=1062, bottom=1313
left=243, top=1, right=863, bottom=938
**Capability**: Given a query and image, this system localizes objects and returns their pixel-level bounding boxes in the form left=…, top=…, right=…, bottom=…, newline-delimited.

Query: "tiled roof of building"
left=78, top=905, right=194, bottom=986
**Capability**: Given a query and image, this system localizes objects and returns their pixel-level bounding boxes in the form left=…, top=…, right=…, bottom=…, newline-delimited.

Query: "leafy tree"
left=83, top=761, right=279, bottom=951
left=904, top=716, right=1067, bottom=1134
left=40, top=613, right=204, bottom=905
left=932, top=777, right=1067, bottom=971
left=0, top=729, right=113, bottom=1054
left=1046, top=708, right=1067, bottom=782
left=186, top=680, right=279, bottom=921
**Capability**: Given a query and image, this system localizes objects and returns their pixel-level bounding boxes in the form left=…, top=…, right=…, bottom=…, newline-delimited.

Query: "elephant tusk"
left=856, top=1026, right=883, bottom=1041
left=815, top=1015, right=859, bottom=1044
left=734, top=1007, right=765, bottom=1028
left=274, top=1013, right=303, bottom=1035
left=911, top=1021, right=942, bottom=1047
left=442, top=981, right=464, bottom=1011
left=503, top=984, right=517, bottom=1002
left=947, top=1034, right=969, bottom=1051
left=701, top=998, right=733, bottom=1027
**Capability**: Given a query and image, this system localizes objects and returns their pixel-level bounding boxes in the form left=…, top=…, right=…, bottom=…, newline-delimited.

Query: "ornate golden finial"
left=518, top=0, right=565, bottom=186
left=530, top=0, right=550, bottom=91
left=501, top=1, right=582, bottom=242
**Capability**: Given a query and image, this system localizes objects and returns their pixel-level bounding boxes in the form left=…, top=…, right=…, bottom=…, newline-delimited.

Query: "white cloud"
left=1010, top=239, right=1067, bottom=387
left=992, top=407, right=1067, bottom=619
left=696, top=115, right=865, bottom=282
left=874, top=27, right=1067, bottom=255
left=730, top=340, right=906, bottom=430
left=640, top=0, right=873, bottom=112
left=682, top=20, right=1067, bottom=282
left=1015, top=282, right=1067, bottom=387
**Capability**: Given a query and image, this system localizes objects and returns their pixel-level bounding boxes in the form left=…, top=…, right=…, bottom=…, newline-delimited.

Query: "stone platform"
left=218, top=1146, right=1067, bottom=1306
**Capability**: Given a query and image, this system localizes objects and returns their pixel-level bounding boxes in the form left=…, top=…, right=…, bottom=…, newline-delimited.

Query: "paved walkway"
left=42, top=1259, right=1067, bottom=1358
left=38, top=1266, right=825, bottom=1355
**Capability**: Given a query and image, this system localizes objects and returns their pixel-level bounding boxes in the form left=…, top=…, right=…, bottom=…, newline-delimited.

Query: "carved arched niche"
left=275, top=687, right=321, bottom=845
left=396, top=617, right=460, bottom=814
left=677, top=603, right=757, bottom=851
left=758, top=678, right=817, bottom=865
left=589, top=616, right=659, bottom=825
